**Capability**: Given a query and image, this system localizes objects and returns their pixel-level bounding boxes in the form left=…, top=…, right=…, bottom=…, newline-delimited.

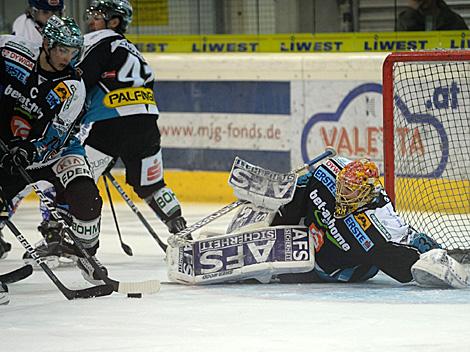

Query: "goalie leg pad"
left=167, top=226, right=314, bottom=285
left=411, top=249, right=469, bottom=289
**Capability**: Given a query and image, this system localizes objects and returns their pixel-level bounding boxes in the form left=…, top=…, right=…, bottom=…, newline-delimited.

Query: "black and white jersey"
left=0, top=35, right=86, bottom=167
left=273, top=156, right=420, bottom=283
left=11, top=13, right=43, bottom=44
left=78, top=29, right=158, bottom=124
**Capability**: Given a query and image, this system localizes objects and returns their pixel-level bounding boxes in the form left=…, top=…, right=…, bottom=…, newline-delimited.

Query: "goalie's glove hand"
left=166, top=216, right=187, bottom=234
left=0, top=139, right=37, bottom=174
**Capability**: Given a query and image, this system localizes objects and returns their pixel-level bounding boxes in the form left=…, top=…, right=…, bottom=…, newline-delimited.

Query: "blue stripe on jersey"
left=155, top=81, right=291, bottom=115
left=344, top=214, right=375, bottom=252
left=313, top=166, right=336, bottom=195
left=162, top=148, right=291, bottom=172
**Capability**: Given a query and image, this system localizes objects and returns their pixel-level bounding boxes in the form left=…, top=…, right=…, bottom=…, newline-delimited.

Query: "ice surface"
left=1, top=202, right=469, bottom=352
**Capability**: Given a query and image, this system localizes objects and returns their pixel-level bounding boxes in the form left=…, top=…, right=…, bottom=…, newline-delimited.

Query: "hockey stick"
left=0, top=139, right=160, bottom=295
left=102, top=175, right=133, bottom=256
left=4, top=220, right=113, bottom=299
left=104, top=172, right=168, bottom=252
left=169, top=147, right=337, bottom=247
left=0, top=265, right=33, bottom=284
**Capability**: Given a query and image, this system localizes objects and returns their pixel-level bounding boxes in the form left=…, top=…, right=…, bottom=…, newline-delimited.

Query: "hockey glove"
left=0, top=139, right=37, bottom=174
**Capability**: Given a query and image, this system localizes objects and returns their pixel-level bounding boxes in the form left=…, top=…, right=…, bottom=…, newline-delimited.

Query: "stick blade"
left=0, top=265, right=33, bottom=284
left=117, top=280, right=161, bottom=295
left=67, top=284, right=115, bottom=300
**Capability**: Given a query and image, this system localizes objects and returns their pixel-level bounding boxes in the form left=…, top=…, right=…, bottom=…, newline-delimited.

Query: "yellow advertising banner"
left=127, top=30, right=470, bottom=53
left=132, top=0, right=169, bottom=26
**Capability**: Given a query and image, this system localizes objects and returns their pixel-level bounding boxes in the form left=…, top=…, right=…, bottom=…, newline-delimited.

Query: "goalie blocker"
left=167, top=226, right=314, bottom=284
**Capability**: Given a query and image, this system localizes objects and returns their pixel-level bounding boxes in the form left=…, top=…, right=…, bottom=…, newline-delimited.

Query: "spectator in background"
left=398, top=0, right=468, bottom=31
left=12, top=0, right=65, bottom=43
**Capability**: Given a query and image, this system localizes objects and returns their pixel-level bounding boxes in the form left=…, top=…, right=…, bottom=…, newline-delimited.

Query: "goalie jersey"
left=77, top=29, right=158, bottom=124
left=272, top=157, right=421, bottom=283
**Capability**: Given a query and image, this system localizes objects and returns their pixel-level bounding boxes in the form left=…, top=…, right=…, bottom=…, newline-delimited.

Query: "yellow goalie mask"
left=334, top=159, right=380, bottom=218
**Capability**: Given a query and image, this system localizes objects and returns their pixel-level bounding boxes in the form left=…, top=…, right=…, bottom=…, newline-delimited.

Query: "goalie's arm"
left=271, top=180, right=310, bottom=226
left=368, top=242, right=420, bottom=283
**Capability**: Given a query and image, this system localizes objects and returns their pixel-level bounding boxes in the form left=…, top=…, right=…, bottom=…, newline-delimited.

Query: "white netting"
left=391, top=56, right=470, bottom=250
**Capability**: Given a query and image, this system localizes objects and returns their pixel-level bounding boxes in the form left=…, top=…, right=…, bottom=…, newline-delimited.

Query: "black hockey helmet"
left=28, top=0, right=64, bottom=13
left=86, top=0, right=133, bottom=33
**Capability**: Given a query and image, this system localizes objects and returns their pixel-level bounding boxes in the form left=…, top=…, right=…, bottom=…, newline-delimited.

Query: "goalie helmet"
left=334, top=158, right=380, bottom=218
left=86, top=0, right=133, bottom=33
left=43, top=15, right=83, bottom=50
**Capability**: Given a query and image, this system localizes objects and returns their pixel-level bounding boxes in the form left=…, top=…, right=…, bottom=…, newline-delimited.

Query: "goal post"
left=382, top=50, right=470, bottom=251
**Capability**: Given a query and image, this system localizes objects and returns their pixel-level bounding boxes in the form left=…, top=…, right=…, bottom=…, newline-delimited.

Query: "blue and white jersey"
left=0, top=35, right=86, bottom=167
left=78, top=29, right=158, bottom=126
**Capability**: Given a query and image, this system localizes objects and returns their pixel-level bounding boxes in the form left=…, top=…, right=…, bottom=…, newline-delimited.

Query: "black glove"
left=0, top=139, right=37, bottom=174
left=0, top=187, right=10, bottom=221
left=166, top=216, right=187, bottom=234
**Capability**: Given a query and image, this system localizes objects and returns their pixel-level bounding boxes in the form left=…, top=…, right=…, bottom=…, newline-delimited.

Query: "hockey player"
left=0, top=16, right=106, bottom=284
left=22, top=0, right=187, bottom=267
left=168, top=157, right=469, bottom=289
left=78, top=0, right=187, bottom=237
left=12, top=0, right=65, bottom=43
left=23, top=0, right=187, bottom=267
left=0, top=196, right=10, bottom=305
left=1, top=0, right=65, bottom=261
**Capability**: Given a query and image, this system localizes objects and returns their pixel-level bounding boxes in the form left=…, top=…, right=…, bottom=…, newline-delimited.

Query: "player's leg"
left=0, top=231, right=12, bottom=260
left=86, top=115, right=187, bottom=234
left=24, top=152, right=104, bottom=284
left=0, top=281, right=8, bottom=305
left=123, top=120, right=186, bottom=234
left=56, top=169, right=105, bottom=285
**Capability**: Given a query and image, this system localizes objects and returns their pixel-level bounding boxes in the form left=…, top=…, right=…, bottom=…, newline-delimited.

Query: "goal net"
left=382, top=51, right=470, bottom=251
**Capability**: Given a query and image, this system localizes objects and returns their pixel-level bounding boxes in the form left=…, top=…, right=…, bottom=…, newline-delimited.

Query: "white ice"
left=1, top=201, right=469, bottom=352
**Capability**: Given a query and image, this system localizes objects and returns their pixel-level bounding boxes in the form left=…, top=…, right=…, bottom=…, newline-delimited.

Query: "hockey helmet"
left=86, top=0, right=133, bottom=33
left=334, top=159, right=381, bottom=218
left=43, top=16, right=83, bottom=61
left=29, top=0, right=64, bottom=12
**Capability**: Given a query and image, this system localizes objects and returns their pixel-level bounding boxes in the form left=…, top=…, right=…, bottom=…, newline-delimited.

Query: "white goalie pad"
left=226, top=203, right=277, bottom=234
left=228, top=157, right=297, bottom=211
left=411, top=249, right=469, bottom=289
left=166, top=226, right=314, bottom=285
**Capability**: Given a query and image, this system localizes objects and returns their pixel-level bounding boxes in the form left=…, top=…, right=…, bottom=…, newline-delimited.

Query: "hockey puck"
left=127, top=293, right=142, bottom=298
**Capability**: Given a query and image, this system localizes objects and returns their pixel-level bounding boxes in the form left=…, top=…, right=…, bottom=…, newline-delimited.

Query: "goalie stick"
left=0, top=265, right=33, bottom=284
left=4, top=220, right=113, bottom=299
left=0, top=139, right=160, bottom=296
left=168, top=147, right=337, bottom=247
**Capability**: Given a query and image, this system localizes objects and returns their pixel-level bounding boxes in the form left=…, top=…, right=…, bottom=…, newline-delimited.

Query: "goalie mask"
left=334, top=159, right=380, bottom=218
